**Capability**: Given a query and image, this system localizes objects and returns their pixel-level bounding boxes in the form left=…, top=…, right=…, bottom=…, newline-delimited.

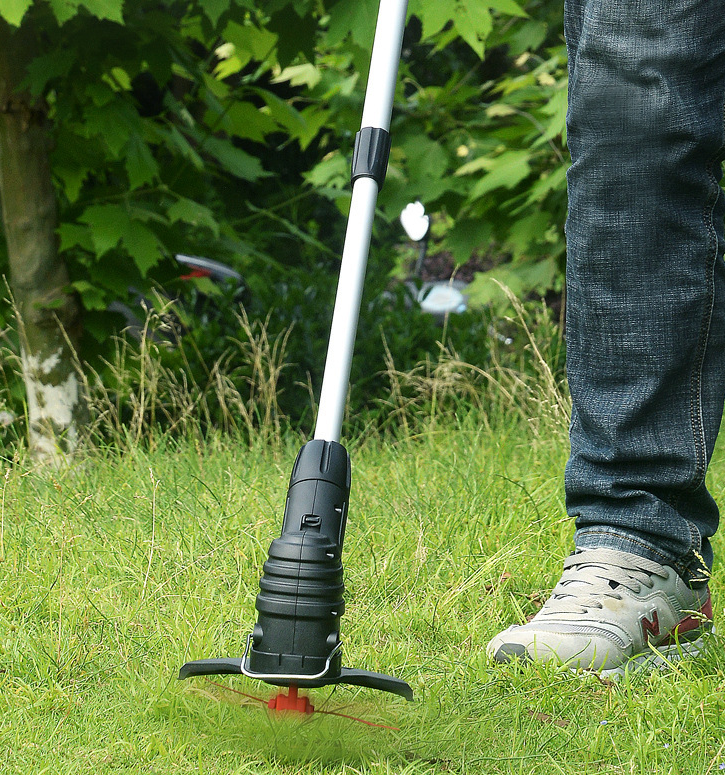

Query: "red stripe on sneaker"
left=641, top=610, right=661, bottom=639
left=661, top=592, right=712, bottom=646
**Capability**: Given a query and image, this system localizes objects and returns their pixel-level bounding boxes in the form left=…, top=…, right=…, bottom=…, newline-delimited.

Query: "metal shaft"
left=314, top=0, right=409, bottom=443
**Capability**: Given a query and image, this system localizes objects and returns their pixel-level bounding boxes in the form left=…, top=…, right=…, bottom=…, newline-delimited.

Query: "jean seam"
left=689, top=97, right=725, bottom=492
left=689, top=185, right=716, bottom=489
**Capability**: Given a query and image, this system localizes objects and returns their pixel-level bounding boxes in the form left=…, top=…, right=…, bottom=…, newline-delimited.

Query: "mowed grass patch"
left=2, top=414, right=725, bottom=774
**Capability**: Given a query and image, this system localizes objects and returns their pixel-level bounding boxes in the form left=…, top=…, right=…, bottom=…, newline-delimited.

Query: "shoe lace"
left=541, top=548, right=672, bottom=616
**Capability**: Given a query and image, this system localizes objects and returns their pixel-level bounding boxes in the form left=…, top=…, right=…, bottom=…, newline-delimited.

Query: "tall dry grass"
left=1, top=290, right=568, bottom=453
left=378, top=287, right=570, bottom=441
left=80, top=300, right=292, bottom=447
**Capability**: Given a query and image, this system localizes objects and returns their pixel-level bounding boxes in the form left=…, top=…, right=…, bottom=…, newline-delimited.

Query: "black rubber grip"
left=351, top=127, right=391, bottom=188
left=249, top=440, right=350, bottom=680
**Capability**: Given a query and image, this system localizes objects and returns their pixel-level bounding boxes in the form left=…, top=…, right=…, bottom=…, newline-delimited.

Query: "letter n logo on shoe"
left=640, top=609, right=661, bottom=640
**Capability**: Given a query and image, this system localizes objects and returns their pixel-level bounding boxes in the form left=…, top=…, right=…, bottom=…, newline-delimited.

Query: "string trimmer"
left=178, top=0, right=413, bottom=714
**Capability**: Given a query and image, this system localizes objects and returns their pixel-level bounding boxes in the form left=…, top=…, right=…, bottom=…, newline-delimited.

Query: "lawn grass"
left=2, top=409, right=725, bottom=774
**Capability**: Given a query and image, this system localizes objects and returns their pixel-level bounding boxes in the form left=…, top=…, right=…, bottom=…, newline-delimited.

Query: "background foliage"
left=0, top=0, right=568, bottom=435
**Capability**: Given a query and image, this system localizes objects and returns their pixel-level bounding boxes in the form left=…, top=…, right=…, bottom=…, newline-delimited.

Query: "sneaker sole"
left=599, top=629, right=715, bottom=679
left=491, top=629, right=714, bottom=679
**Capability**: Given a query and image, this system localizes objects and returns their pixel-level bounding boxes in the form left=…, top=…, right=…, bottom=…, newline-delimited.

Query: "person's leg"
left=565, top=0, right=725, bottom=585
left=488, top=0, right=725, bottom=671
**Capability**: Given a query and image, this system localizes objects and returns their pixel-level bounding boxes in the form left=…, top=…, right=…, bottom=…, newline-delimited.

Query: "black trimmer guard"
left=178, top=650, right=413, bottom=701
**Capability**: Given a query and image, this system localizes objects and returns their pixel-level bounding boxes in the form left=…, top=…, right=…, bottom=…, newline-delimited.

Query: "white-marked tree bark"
left=0, top=19, right=86, bottom=460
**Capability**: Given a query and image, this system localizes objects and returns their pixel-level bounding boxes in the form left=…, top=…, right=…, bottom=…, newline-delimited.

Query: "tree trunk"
left=0, top=21, right=86, bottom=461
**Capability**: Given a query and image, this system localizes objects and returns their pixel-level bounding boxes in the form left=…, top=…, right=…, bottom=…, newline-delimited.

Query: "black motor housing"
left=248, top=439, right=350, bottom=680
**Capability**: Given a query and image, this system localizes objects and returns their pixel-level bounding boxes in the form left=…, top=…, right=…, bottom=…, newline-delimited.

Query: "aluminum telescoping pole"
left=314, top=0, right=409, bottom=443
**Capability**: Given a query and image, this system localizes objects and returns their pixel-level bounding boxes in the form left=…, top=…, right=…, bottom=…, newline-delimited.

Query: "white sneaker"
left=487, top=548, right=713, bottom=676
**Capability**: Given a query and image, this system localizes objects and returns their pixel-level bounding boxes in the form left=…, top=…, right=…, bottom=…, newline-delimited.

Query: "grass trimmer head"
left=178, top=0, right=413, bottom=713
left=178, top=439, right=412, bottom=705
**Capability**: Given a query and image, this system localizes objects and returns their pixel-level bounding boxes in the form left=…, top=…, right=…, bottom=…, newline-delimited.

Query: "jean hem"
left=575, top=527, right=710, bottom=588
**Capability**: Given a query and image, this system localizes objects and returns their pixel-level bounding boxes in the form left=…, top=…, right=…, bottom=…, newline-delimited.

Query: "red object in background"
left=267, top=684, right=315, bottom=715
left=180, top=268, right=213, bottom=280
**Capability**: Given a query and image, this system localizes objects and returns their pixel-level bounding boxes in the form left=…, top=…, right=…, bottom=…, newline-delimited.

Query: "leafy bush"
left=0, top=0, right=569, bottom=441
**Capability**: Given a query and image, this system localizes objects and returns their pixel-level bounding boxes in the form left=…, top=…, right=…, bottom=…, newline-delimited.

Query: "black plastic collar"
left=351, top=127, right=391, bottom=188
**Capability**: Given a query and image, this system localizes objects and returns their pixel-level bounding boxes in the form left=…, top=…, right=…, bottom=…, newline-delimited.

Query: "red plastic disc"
left=267, top=684, right=314, bottom=715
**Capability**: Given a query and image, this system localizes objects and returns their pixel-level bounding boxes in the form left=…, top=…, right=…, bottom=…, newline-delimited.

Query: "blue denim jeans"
left=564, top=0, right=725, bottom=585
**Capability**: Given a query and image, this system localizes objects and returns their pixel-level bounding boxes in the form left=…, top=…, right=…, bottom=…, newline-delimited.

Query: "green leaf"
left=408, top=0, right=452, bottom=40
left=78, top=202, right=165, bottom=282
left=109, top=66, right=131, bottom=91
left=487, top=0, right=527, bottom=17
left=202, top=0, right=232, bottom=27
left=326, top=0, right=378, bottom=49
left=272, top=63, right=321, bottom=90
left=124, top=134, right=159, bottom=189
left=121, top=220, right=162, bottom=276
left=187, top=275, right=221, bottom=297
left=85, top=99, right=141, bottom=157
left=296, top=106, right=330, bottom=151
left=467, top=150, right=532, bottom=200
left=127, top=204, right=166, bottom=225
left=224, top=101, right=278, bottom=143
left=75, top=211, right=163, bottom=278
left=304, top=152, right=348, bottom=189
left=466, top=258, right=556, bottom=307
left=503, top=19, right=547, bottom=57
left=540, top=87, right=568, bottom=143
left=58, top=223, right=94, bottom=253
left=84, top=82, right=115, bottom=107
left=401, top=134, right=456, bottom=201
left=47, top=0, right=82, bottom=24
left=268, top=7, right=317, bottom=67
left=167, top=198, right=220, bottom=237
left=443, top=218, right=494, bottom=266
left=22, top=48, right=77, bottom=96
left=222, top=21, right=277, bottom=62
left=453, top=2, right=492, bottom=58
left=506, top=211, right=552, bottom=255
left=156, top=125, right=204, bottom=170
left=203, top=136, right=268, bottom=182
left=525, top=163, right=568, bottom=205
left=71, top=280, right=107, bottom=310
left=52, top=129, right=104, bottom=202
left=455, top=155, right=495, bottom=177
left=79, top=204, right=128, bottom=257
left=53, top=166, right=89, bottom=204
left=86, top=251, right=135, bottom=296
left=213, top=51, right=252, bottom=79
left=258, top=90, right=307, bottom=137
left=0, top=0, right=33, bottom=26
left=79, top=0, right=124, bottom=23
